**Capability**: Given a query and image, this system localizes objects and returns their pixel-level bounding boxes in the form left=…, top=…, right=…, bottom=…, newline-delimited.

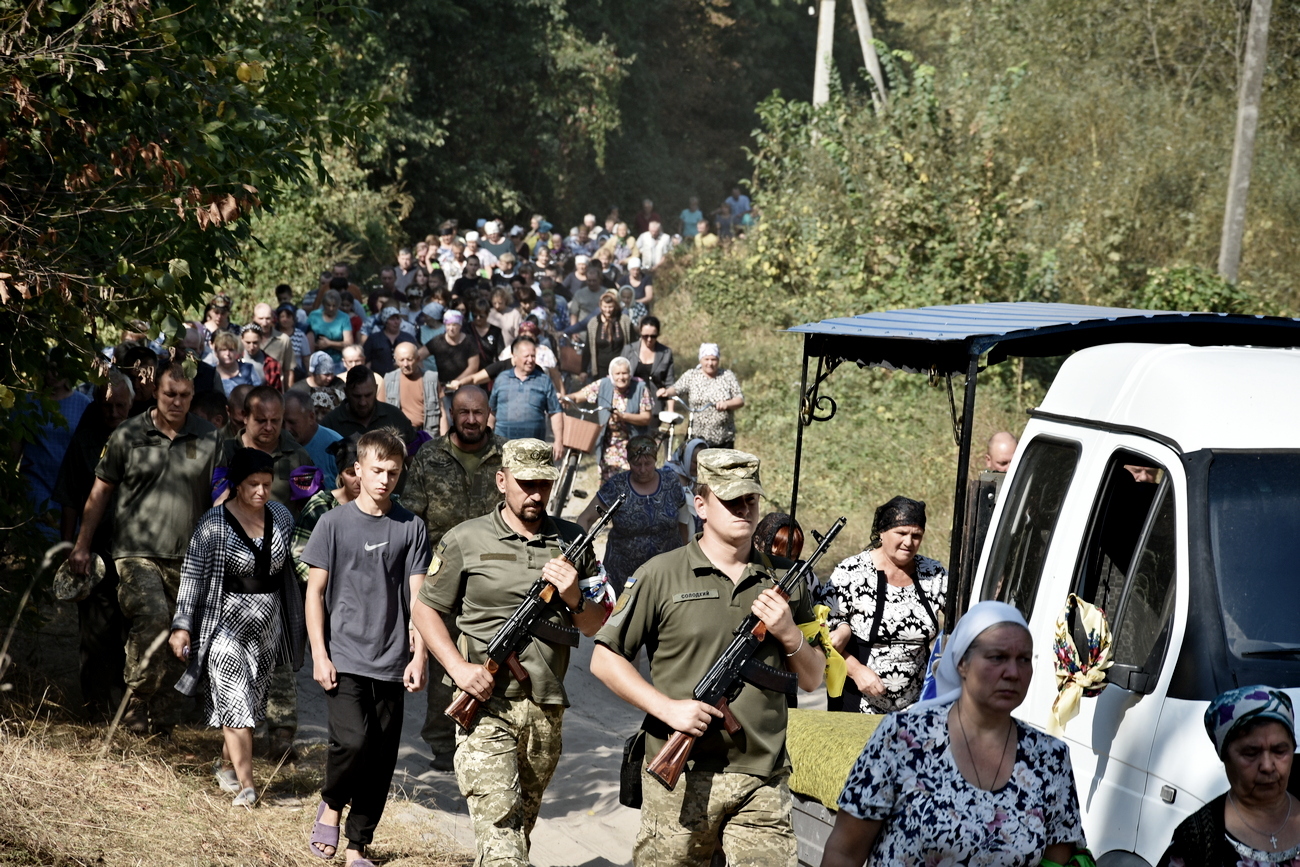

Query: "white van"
left=968, top=342, right=1300, bottom=864
left=787, top=305, right=1300, bottom=866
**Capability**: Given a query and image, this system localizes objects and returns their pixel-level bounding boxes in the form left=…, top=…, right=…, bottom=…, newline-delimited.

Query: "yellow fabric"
left=799, top=605, right=847, bottom=698
left=786, top=708, right=882, bottom=810
left=1047, top=593, right=1114, bottom=736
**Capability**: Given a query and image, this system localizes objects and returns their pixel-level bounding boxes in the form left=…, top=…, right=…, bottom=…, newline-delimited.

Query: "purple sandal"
left=308, top=800, right=339, bottom=859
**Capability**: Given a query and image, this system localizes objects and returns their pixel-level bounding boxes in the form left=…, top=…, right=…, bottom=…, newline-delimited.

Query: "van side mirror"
left=1108, top=662, right=1156, bottom=695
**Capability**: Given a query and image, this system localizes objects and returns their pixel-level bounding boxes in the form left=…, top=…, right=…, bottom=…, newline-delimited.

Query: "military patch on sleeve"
left=428, top=554, right=442, bottom=576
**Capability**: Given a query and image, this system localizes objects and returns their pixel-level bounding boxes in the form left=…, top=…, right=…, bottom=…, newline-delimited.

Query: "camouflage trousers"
left=634, top=768, right=797, bottom=867
left=454, top=694, right=564, bottom=867
left=421, top=620, right=462, bottom=755
left=116, top=557, right=189, bottom=724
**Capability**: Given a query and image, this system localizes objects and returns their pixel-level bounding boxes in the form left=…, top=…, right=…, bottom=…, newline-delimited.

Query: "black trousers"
left=322, top=673, right=405, bottom=853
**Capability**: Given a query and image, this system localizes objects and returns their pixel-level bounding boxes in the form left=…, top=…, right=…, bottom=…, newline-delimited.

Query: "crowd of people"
left=14, top=201, right=1280, bottom=867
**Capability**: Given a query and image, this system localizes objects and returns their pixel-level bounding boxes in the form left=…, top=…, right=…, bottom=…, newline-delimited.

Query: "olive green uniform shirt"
left=322, top=399, right=416, bottom=444
left=219, top=429, right=313, bottom=507
left=418, top=505, right=597, bottom=707
left=402, top=433, right=506, bottom=547
left=594, top=540, right=813, bottom=778
left=94, top=410, right=223, bottom=560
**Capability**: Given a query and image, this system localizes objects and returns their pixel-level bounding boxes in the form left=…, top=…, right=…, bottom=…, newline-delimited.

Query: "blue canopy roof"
left=788, top=302, right=1300, bottom=373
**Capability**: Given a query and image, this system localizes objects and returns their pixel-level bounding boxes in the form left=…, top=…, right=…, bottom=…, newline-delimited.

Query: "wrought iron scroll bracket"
left=800, top=356, right=844, bottom=426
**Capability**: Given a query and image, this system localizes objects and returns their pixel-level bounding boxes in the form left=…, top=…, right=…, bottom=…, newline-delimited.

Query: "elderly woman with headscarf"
left=823, top=600, right=1085, bottom=867
left=1160, top=687, right=1300, bottom=866
left=289, top=351, right=346, bottom=419
left=563, top=356, right=653, bottom=482
left=169, top=448, right=304, bottom=808
left=658, top=342, right=744, bottom=449
left=575, top=435, right=689, bottom=595
left=820, top=496, right=948, bottom=714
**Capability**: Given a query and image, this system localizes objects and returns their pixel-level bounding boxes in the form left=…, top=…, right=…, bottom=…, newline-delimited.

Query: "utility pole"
left=848, top=0, right=887, bottom=111
left=1218, top=0, right=1272, bottom=283
left=812, top=0, right=836, bottom=107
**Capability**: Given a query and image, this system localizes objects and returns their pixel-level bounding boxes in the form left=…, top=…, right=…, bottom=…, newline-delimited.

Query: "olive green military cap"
left=502, top=438, right=559, bottom=481
left=697, top=448, right=764, bottom=500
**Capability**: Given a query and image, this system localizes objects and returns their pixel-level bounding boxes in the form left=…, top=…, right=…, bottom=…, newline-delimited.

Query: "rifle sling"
left=529, top=617, right=581, bottom=647
left=740, top=657, right=798, bottom=695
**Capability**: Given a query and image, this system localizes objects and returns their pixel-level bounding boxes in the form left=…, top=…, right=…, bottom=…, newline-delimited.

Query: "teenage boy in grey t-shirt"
left=303, top=429, right=430, bottom=864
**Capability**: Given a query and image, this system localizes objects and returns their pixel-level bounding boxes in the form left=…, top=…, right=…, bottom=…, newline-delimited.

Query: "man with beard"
left=411, top=439, right=603, bottom=865
left=401, top=385, right=506, bottom=771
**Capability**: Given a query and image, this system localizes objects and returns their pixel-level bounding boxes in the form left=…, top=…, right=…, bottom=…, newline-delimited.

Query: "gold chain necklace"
left=955, top=702, right=1014, bottom=790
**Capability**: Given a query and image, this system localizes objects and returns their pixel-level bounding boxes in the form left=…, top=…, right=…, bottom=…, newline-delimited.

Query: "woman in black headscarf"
left=169, top=448, right=303, bottom=807
left=819, top=496, right=948, bottom=713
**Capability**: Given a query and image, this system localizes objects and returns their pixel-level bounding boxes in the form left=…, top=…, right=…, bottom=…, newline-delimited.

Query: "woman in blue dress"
left=576, top=436, right=691, bottom=595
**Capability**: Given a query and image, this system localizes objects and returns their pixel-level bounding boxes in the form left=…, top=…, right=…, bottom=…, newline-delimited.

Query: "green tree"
left=0, top=0, right=374, bottom=594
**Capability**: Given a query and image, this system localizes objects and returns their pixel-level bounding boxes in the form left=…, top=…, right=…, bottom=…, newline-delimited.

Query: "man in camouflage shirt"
left=401, top=385, right=506, bottom=770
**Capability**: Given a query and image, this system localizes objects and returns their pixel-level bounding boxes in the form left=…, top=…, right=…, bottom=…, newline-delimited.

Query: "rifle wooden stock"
left=444, top=650, right=531, bottom=730
left=646, top=698, right=742, bottom=790
left=646, top=730, right=694, bottom=789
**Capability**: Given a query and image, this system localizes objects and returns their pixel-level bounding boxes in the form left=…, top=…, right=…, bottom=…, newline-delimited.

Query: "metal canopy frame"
left=787, top=302, right=1300, bottom=627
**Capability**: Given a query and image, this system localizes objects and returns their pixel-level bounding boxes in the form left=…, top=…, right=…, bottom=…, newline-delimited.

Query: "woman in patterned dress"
left=575, top=436, right=690, bottom=595
left=658, top=342, right=744, bottom=449
left=169, top=449, right=300, bottom=807
left=823, top=601, right=1085, bottom=867
left=820, top=496, right=948, bottom=714
left=563, top=356, right=653, bottom=483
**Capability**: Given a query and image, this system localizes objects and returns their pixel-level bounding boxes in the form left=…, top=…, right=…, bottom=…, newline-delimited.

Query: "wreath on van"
left=1047, top=593, right=1114, bottom=736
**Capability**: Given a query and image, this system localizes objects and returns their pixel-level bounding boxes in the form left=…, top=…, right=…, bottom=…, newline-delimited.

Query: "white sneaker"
left=232, top=787, right=258, bottom=807
left=213, top=760, right=240, bottom=794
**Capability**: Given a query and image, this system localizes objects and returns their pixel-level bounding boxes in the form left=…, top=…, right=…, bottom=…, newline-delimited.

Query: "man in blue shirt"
left=725, top=186, right=751, bottom=234
left=284, top=389, right=342, bottom=482
left=489, top=336, right=563, bottom=460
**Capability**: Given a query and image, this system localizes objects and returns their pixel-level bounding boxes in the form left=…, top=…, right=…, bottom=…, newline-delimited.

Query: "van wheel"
left=1097, top=852, right=1152, bottom=867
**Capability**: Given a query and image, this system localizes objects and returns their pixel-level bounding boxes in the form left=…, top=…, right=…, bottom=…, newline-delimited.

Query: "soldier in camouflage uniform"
left=591, top=450, right=826, bottom=867
left=401, top=385, right=506, bottom=771
left=412, top=439, right=605, bottom=867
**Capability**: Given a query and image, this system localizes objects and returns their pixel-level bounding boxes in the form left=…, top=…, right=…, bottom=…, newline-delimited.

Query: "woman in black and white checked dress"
left=170, top=448, right=297, bottom=807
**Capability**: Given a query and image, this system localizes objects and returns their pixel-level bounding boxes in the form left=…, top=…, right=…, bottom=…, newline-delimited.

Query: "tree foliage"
left=676, top=51, right=1043, bottom=328
left=0, top=0, right=373, bottom=574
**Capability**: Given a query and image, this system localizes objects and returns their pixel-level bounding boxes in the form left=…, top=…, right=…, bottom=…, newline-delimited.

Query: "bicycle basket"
left=562, top=413, right=602, bottom=453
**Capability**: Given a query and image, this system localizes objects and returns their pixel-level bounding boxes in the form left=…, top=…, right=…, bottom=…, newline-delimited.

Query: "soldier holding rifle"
left=591, top=449, right=826, bottom=867
left=411, top=438, right=606, bottom=867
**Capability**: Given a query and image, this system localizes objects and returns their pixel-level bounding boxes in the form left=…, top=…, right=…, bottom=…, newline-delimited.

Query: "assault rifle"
left=645, top=516, right=847, bottom=790
left=445, top=493, right=627, bottom=729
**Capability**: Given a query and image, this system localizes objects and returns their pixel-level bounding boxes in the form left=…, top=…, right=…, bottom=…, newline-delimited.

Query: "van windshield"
left=1208, top=453, right=1300, bottom=657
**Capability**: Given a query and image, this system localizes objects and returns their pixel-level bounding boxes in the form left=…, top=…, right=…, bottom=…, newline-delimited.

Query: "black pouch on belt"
left=619, top=727, right=648, bottom=808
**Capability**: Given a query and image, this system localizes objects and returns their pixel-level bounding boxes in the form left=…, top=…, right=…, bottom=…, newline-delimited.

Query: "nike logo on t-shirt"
left=365, top=541, right=389, bottom=551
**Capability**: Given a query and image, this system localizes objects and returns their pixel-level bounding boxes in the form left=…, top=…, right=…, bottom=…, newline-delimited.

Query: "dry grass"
left=0, top=700, right=471, bottom=867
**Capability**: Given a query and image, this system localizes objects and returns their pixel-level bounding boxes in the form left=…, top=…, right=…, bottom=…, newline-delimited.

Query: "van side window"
left=1074, top=454, right=1177, bottom=691
left=1111, top=486, right=1177, bottom=674
left=981, top=438, right=1080, bottom=617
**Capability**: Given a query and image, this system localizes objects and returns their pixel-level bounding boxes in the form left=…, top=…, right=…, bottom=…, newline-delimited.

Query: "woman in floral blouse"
left=820, top=496, right=947, bottom=714
left=658, top=342, right=744, bottom=448
left=823, top=601, right=1085, bottom=867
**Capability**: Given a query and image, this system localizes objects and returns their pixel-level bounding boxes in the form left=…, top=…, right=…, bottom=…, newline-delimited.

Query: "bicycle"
left=548, top=400, right=610, bottom=517
left=655, top=395, right=688, bottom=464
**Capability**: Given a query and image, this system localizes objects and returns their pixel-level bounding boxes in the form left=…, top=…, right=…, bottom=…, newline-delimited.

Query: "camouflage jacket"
left=403, top=432, right=506, bottom=547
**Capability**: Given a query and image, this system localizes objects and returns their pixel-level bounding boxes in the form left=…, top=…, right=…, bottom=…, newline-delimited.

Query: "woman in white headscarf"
left=657, top=342, right=744, bottom=448
left=822, top=601, right=1086, bottom=867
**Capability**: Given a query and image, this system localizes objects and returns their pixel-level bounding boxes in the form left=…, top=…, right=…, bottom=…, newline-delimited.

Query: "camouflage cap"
left=502, top=438, right=559, bottom=481
left=697, top=448, right=764, bottom=500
